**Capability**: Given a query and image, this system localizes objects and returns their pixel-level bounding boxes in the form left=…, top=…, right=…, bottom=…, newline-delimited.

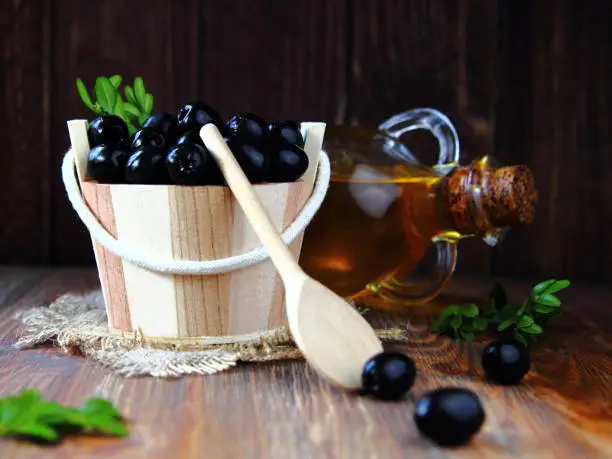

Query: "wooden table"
left=0, top=267, right=611, bottom=458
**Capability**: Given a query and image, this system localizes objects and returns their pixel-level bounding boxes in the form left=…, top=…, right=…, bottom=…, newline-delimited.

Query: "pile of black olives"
left=86, top=103, right=309, bottom=186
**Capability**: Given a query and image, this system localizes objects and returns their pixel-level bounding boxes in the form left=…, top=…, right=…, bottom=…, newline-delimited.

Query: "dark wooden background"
left=1, top=0, right=611, bottom=284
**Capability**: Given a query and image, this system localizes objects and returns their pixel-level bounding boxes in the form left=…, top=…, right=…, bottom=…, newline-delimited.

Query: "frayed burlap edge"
left=13, top=290, right=410, bottom=378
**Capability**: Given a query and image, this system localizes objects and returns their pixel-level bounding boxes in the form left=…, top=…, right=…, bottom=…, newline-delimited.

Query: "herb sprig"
left=76, top=75, right=154, bottom=135
left=431, top=279, right=570, bottom=346
left=0, top=389, right=128, bottom=443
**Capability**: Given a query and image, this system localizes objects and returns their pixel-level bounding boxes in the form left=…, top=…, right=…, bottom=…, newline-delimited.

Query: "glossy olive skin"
left=88, top=115, right=129, bottom=147
left=268, top=120, right=305, bottom=148
left=268, top=143, right=309, bottom=182
left=361, top=351, right=417, bottom=400
left=87, top=144, right=131, bottom=183
left=226, top=136, right=270, bottom=183
left=174, top=130, right=204, bottom=147
left=130, top=127, right=166, bottom=150
left=176, top=102, right=223, bottom=134
left=166, top=143, right=223, bottom=186
left=414, top=388, right=485, bottom=447
left=482, top=340, right=531, bottom=385
left=142, top=112, right=178, bottom=144
left=125, top=147, right=170, bottom=184
left=224, top=112, right=269, bottom=145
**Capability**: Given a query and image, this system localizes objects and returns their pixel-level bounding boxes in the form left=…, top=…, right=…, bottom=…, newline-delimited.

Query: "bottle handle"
left=367, top=241, right=458, bottom=307
left=373, top=108, right=461, bottom=306
left=377, top=107, right=461, bottom=168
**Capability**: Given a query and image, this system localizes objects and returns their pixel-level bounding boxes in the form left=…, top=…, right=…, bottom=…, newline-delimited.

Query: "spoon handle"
left=200, top=124, right=304, bottom=281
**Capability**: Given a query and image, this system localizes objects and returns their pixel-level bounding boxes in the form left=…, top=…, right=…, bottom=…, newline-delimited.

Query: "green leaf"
left=0, top=390, right=127, bottom=444
left=143, top=93, right=154, bottom=114
left=13, top=423, right=59, bottom=441
left=75, top=78, right=95, bottom=110
left=450, top=315, right=462, bottom=330
left=122, top=102, right=140, bottom=118
left=517, top=315, right=535, bottom=329
left=94, top=77, right=117, bottom=114
left=459, top=330, right=475, bottom=341
left=514, top=331, right=528, bottom=347
left=83, top=416, right=128, bottom=437
left=437, top=305, right=460, bottom=320
left=535, top=294, right=561, bottom=307
left=473, top=317, right=489, bottom=331
left=532, top=279, right=557, bottom=295
left=109, top=75, right=122, bottom=89
left=460, top=304, right=479, bottom=318
left=125, top=86, right=138, bottom=106
left=430, top=317, right=450, bottom=333
left=138, top=113, right=149, bottom=125
left=489, top=282, right=508, bottom=309
left=533, top=304, right=555, bottom=314
left=521, top=323, right=543, bottom=334
left=133, top=77, right=146, bottom=107
left=81, top=399, right=121, bottom=419
left=497, top=303, right=520, bottom=321
left=545, top=280, right=570, bottom=294
left=498, top=318, right=516, bottom=331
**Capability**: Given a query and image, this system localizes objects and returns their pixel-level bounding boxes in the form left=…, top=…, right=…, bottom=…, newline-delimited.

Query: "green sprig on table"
left=75, top=75, right=154, bottom=135
left=0, top=389, right=128, bottom=443
left=431, top=279, right=570, bottom=346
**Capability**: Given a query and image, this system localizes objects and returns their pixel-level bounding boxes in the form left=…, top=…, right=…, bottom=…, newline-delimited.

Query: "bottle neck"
left=437, top=157, right=537, bottom=241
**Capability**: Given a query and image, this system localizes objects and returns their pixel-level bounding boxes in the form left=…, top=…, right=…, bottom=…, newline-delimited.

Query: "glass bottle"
left=299, top=108, right=537, bottom=311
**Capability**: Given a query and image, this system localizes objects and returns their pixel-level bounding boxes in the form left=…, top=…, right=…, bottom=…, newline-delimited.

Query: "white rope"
left=61, top=148, right=331, bottom=275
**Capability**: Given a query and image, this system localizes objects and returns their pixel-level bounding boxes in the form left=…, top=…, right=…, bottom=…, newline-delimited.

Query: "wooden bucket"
left=67, top=120, right=325, bottom=340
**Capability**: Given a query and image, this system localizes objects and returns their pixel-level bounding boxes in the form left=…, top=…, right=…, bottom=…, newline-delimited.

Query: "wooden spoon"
left=200, top=124, right=383, bottom=389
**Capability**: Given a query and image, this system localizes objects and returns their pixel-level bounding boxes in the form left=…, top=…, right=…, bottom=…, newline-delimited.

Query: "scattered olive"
left=361, top=351, right=416, bottom=400
left=482, top=340, right=531, bottom=385
left=414, top=388, right=485, bottom=447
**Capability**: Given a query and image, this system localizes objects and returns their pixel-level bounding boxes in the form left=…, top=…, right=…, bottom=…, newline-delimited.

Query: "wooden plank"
left=1, top=268, right=612, bottom=457
left=350, top=0, right=498, bottom=277
left=0, top=0, right=52, bottom=263
left=492, top=0, right=612, bottom=282
left=198, top=0, right=348, bottom=123
left=48, top=0, right=200, bottom=265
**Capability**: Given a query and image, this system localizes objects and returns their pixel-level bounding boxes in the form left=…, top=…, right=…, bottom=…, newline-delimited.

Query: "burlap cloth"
left=14, top=290, right=410, bottom=378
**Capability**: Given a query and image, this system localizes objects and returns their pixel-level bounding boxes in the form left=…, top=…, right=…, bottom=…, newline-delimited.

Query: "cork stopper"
left=485, top=165, right=537, bottom=227
left=441, top=160, right=537, bottom=235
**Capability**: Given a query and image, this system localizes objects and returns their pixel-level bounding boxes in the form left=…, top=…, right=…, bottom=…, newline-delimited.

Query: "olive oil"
left=299, top=163, right=456, bottom=299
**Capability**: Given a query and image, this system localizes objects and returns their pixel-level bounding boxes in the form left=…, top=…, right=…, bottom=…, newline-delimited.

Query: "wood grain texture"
left=80, top=183, right=131, bottom=331
left=0, top=0, right=52, bottom=263
left=81, top=181, right=312, bottom=338
left=198, top=0, right=348, bottom=123
left=1, top=267, right=611, bottom=458
left=492, top=0, right=612, bottom=283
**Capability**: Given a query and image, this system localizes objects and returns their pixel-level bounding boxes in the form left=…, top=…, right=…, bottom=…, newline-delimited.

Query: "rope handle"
left=61, top=148, right=331, bottom=275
